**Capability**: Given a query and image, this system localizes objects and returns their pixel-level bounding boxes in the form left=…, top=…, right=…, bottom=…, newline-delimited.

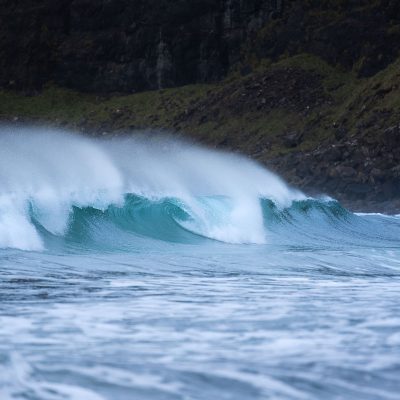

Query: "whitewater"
left=1, top=126, right=400, bottom=400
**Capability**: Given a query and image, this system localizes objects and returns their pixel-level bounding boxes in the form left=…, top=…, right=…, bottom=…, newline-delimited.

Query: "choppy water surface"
left=1, top=128, right=400, bottom=400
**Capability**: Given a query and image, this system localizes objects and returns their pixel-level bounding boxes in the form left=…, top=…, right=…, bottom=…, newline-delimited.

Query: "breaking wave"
left=1, top=126, right=399, bottom=251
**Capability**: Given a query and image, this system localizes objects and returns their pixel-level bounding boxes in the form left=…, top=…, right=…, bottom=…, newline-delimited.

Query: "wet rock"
left=335, top=166, right=357, bottom=178
left=391, top=165, right=400, bottom=178
left=283, top=132, right=303, bottom=148
left=334, top=127, right=347, bottom=141
left=382, top=180, right=400, bottom=199
left=324, top=146, right=343, bottom=162
left=384, top=125, right=400, bottom=146
left=347, top=183, right=371, bottom=196
left=371, top=168, right=384, bottom=179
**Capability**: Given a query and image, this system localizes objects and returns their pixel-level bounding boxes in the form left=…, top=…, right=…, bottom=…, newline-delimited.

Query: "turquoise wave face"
left=1, top=127, right=399, bottom=252
left=29, top=194, right=400, bottom=253
left=31, top=195, right=226, bottom=251
left=2, top=128, right=400, bottom=400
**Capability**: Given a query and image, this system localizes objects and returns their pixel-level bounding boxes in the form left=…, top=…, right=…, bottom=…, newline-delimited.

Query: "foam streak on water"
left=0, top=126, right=400, bottom=400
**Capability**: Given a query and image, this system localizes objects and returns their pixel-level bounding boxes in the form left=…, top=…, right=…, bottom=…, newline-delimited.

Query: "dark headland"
left=1, top=0, right=399, bottom=212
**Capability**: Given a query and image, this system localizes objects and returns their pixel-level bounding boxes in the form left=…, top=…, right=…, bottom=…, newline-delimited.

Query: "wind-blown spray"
left=0, top=126, right=303, bottom=250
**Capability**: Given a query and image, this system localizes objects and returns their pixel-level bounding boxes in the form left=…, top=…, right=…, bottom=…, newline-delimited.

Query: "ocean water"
left=1, top=127, right=400, bottom=400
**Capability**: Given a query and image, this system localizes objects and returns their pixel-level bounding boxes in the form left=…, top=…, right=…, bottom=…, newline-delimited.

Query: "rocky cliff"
left=1, top=1, right=399, bottom=93
left=0, top=0, right=283, bottom=92
left=1, top=0, right=400, bottom=211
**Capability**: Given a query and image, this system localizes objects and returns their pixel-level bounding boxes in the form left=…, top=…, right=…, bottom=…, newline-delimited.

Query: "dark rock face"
left=0, top=0, right=277, bottom=92
left=0, top=1, right=70, bottom=90
left=1, top=0, right=399, bottom=93
left=256, top=1, right=400, bottom=78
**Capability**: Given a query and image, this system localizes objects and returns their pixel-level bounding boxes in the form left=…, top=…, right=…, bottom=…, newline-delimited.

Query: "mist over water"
left=1, top=126, right=400, bottom=400
left=0, top=126, right=304, bottom=250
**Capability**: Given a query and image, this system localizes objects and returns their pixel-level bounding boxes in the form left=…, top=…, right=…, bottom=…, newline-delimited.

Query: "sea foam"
left=0, top=126, right=303, bottom=250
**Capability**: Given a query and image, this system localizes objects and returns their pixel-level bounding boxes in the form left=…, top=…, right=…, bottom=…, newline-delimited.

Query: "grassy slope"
left=1, top=53, right=400, bottom=210
left=1, top=53, right=398, bottom=158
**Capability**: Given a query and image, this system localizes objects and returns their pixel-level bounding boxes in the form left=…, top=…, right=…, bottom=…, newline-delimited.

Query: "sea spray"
left=1, top=126, right=400, bottom=400
left=0, top=126, right=303, bottom=250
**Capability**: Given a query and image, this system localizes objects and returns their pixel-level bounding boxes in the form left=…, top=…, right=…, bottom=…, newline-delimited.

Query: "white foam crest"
left=0, top=127, right=303, bottom=249
left=0, top=127, right=124, bottom=249
left=104, top=137, right=302, bottom=204
left=0, top=194, right=43, bottom=251
left=103, top=137, right=304, bottom=244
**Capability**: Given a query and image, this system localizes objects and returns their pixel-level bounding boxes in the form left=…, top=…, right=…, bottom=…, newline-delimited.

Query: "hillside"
left=1, top=0, right=400, bottom=211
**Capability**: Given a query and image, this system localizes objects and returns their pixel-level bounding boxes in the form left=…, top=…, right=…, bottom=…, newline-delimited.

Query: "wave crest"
left=0, top=126, right=303, bottom=250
